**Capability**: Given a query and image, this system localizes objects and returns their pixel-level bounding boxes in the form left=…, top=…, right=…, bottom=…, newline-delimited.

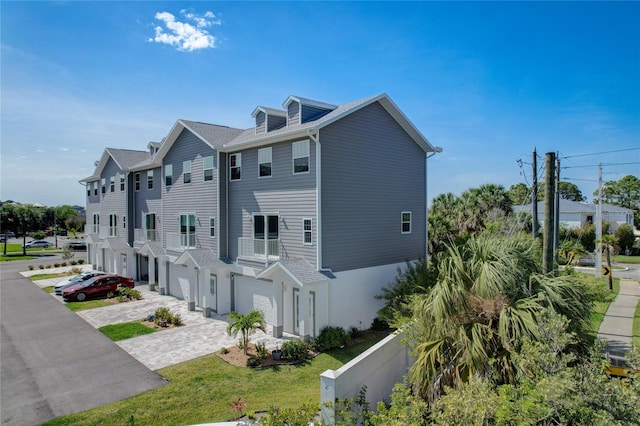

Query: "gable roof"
left=140, top=120, right=245, bottom=170
left=251, top=106, right=287, bottom=118
left=80, top=148, right=149, bottom=182
left=257, top=257, right=335, bottom=287
left=223, top=93, right=437, bottom=153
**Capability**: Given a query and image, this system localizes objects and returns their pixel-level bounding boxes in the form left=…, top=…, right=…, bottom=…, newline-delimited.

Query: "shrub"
left=77, top=259, right=85, bottom=264
left=32, top=231, right=46, bottom=240
left=39, top=265, right=45, bottom=269
left=246, top=356, right=261, bottom=368
left=220, top=347, right=229, bottom=354
left=60, top=262, right=67, bottom=267
left=281, top=339, right=309, bottom=361
left=349, top=326, right=362, bottom=339
left=371, top=317, right=390, bottom=331
left=70, top=260, right=77, bottom=265
left=28, top=265, right=34, bottom=270
left=54, top=263, right=60, bottom=268
left=171, top=313, right=183, bottom=326
left=312, top=326, right=349, bottom=352
left=255, top=342, right=268, bottom=359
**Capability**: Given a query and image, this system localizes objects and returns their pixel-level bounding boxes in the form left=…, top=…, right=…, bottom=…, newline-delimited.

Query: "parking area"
left=28, top=268, right=288, bottom=371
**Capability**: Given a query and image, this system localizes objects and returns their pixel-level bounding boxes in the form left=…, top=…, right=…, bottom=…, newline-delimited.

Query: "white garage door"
left=170, top=265, right=189, bottom=300
left=234, top=275, right=274, bottom=325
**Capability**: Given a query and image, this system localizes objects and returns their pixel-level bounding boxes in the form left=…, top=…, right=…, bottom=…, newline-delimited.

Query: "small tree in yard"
left=226, top=310, right=265, bottom=355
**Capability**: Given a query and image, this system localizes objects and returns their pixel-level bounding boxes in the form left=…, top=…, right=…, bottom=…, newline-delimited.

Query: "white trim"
left=303, top=218, right=312, bottom=246
left=183, top=160, right=192, bottom=184
left=229, top=153, right=241, bottom=181
left=292, top=140, right=310, bottom=175
left=203, top=155, right=214, bottom=181
left=401, top=211, right=412, bottom=234
left=164, top=164, right=173, bottom=186
left=209, top=217, right=216, bottom=238
left=258, top=147, right=272, bottom=178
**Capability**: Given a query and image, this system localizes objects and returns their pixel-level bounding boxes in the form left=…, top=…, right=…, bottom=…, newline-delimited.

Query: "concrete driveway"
left=0, top=260, right=168, bottom=426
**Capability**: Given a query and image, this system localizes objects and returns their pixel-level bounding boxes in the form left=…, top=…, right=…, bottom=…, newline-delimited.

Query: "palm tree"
left=226, top=310, right=266, bottom=355
left=404, top=233, right=592, bottom=403
left=599, top=234, right=618, bottom=291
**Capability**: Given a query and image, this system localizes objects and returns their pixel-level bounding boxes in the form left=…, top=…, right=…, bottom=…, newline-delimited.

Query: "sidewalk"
left=597, top=279, right=640, bottom=356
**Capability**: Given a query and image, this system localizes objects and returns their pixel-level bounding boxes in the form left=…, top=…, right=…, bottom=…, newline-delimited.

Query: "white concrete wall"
left=328, top=262, right=404, bottom=331
left=320, top=331, right=412, bottom=424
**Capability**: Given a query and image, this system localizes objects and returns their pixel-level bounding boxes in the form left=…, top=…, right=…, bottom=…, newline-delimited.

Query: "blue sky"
left=1, top=1, right=639, bottom=208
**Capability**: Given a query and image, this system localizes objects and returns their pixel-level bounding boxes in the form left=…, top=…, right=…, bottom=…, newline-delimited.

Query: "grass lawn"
left=42, top=334, right=386, bottom=426
left=0, top=243, right=59, bottom=261
left=99, top=321, right=157, bottom=341
left=612, top=255, right=640, bottom=264
left=64, top=298, right=119, bottom=312
left=587, top=275, right=620, bottom=334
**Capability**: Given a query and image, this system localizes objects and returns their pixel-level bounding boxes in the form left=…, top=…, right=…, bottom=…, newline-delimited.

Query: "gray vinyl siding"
left=219, top=153, right=228, bottom=257
left=268, top=115, right=286, bottom=131
left=255, top=112, right=266, bottom=134
left=287, top=101, right=300, bottom=126
left=134, top=167, right=162, bottom=245
left=162, top=129, right=219, bottom=253
left=320, top=101, right=426, bottom=272
left=100, top=158, right=128, bottom=238
left=228, top=140, right=318, bottom=267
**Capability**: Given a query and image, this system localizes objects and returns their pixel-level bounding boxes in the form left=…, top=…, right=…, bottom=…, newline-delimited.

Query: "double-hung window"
left=110, top=176, right=115, bottom=192
left=147, top=170, right=154, bottom=189
left=101, top=178, right=106, bottom=194
left=183, top=160, right=191, bottom=184
left=120, top=174, right=125, bottom=191
left=303, top=218, right=312, bottom=245
left=401, top=212, right=412, bottom=234
left=87, top=185, right=91, bottom=197
left=109, top=214, right=117, bottom=237
left=258, top=148, right=272, bottom=178
left=203, top=156, right=214, bottom=181
left=92, top=213, right=100, bottom=234
left=135, top=173, right=141, bottom=191
left=94, top=182, right=98, bottom=196
left=292, top=140, right=309, bottom=174
left=145, top=213, right=156, bottom=241
left=209, top=217, right=215, bottom=238
left=179, top=214, right=196, bottom=247
left=230, top=153, right=241, bottom=181
left=165, top=164, right=173, bottom=186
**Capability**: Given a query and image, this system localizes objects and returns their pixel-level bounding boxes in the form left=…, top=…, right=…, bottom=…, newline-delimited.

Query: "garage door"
left=170, top=265, right=189, bottom=300
left=234, top=275, right=274, bottom=325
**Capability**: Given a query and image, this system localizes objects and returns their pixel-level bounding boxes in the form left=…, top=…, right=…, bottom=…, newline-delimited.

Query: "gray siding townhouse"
left=81, top=93, right=439, bottom=341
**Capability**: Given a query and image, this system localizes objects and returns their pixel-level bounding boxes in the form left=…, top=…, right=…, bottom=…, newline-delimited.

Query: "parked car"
left=54, top=270, right=106, bottom=296
left=62, top=274, right=134, bottom=302
left=65, top=241, right=86, bottom=251
left=24, top=240, right=51, bottom=249
left=577, top=254, right=596, bottom=267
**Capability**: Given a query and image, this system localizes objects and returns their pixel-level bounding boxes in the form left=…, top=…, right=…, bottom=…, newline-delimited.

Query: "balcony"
left=238, top=237, right=280, bottom=262
left=166, top=232, right=197, bottom=250
left=83, top=225, right=120, bottom=239
left=134, top=228, right=157, bottom=242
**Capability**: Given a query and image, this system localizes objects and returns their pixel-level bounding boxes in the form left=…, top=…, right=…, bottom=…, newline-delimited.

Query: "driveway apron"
left=1, top=260, right=167, bottom=426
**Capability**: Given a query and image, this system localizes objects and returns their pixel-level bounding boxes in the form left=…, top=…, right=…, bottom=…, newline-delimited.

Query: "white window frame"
left=109, top=213, right=118, bottom=237
left=183, top=160, right=191, bottom=184
left=230, top=153, right=241, bottom=181
left=135, top=173, right=140, bottom=191
left=179, top=213, right=196, bottom=248
left=101, top=178, right=106, bottom=194
left=94, top=182, right=98, bottom=196
left=147, top=170, right=154, bottom=189
left=165, top=164, right=173, bottom=186
left=110, top=176, right=115, bottom=192
left=120, top=174, right=125, bottom=191
left=303, top=218, right=312, bottom=245
left=145, top=213, right=156, bottom=241
left=401, top=211, right=412, bottom=234
left=209, top=217, right=215, bottom=238
left=92, top=213, right=100, bottom=234
left=203, top=156, right=214, bottom=181
left=258, top=147, right=272, bottom=178
left=292, top=140, right=310, bottom=174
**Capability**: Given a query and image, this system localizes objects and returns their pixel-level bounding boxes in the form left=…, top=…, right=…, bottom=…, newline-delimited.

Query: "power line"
left=563, top=161, right=640, bottom=169
left=561, top=147, right=640, bottom=159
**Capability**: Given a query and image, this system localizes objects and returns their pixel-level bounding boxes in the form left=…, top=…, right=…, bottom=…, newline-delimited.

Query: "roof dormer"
left=251, top=106, right=287, bottom=135
left=283, top=96, right=337, bottom=126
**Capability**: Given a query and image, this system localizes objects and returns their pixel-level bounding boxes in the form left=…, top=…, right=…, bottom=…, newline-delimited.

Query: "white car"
left=24, top=240, right=51, bottom=249
left=54, top=271, right=106, bottom=296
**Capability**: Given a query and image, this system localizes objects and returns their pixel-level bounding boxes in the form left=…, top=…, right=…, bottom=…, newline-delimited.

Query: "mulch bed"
left=216, top=343, right=317, bottom=368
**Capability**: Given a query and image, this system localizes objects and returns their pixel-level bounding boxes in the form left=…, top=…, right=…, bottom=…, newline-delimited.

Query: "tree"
left=595, top=175, right=640, bottom=228
left=614, top=223, right=635, bottom=254
left=226, top=310, right=266, bottom=355
left=557, top=181, right=585, bottom=201
left=507, top=183, right=531, bottom=206
left=599, top=234, right=618, bottom=291
left=1, top=204, right=19, bottom=255
left=402, top=233, right=592, bottom=402
left=15, top=205, right=42, bottom=255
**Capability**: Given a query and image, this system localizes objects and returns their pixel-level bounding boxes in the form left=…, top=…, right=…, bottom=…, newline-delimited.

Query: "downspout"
left=425, top=147, right=442, bottom=260
left=307, top=128, right=326, bottom=272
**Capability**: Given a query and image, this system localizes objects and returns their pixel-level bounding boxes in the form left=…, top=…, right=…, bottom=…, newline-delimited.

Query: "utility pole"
left=554, top=154, right=560, bottom=263
left=596, top=163, right=603, bottom=278
left=542, top=152, right=556, bottom=274
left=532, top=148, right=538, bottom=239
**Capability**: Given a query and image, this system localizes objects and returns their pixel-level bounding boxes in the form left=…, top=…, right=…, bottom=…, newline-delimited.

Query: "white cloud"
left=150, top=10, right=220, bottom=52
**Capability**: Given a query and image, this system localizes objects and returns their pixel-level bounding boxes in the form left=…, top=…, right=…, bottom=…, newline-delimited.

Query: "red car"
left=62, top=274, right=134, bottom=302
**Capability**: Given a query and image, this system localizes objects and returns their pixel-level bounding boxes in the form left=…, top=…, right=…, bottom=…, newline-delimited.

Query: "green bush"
left=371, top=317, right=390, bottom=331
left=171, top=313, right=183, bottom=326
left=78, top=259, right=85, bottom=264
left=246, top=356, right=261, bottom=368
left=32, top=231, right=46, bottom=240
left=312, top=326, right=348, bottom=352
left=255, top=342, right=269, bottom=359
left=349, top=326, right=362, bottom=339
left=281, top=339, right=309, bottom=361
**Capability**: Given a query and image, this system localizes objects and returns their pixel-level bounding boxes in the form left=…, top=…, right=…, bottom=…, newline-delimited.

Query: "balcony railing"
left=83, top=225, right=120, bottom=239
left=238, top=237, right=280, bottom=261
left=166, top=232, right=197, bottom=250
left=134, top=228, right=157, bottom=242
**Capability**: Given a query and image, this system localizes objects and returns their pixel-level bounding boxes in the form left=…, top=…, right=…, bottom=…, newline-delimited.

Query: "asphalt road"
left=1, top=255, right=167, bottom=426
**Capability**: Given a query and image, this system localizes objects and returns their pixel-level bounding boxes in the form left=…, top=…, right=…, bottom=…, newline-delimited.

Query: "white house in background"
left=513, top=199, right=635, bottom=231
